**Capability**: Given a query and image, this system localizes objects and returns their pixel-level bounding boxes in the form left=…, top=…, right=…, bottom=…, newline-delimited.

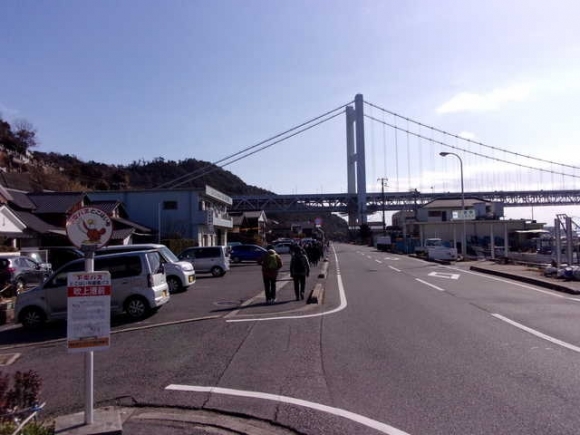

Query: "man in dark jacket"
left=259, top=249, right=282, bottom=304
left=290, top=246, right=310, bottom=300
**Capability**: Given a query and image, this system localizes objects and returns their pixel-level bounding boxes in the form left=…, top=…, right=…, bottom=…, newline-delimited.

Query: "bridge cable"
left=364, top=100, right=580, bottom=172
left=156, top=101, right=353, bottom=189
left=165, top=109, right=347, bottom=189
left=364, top=114, right=580, bottom=180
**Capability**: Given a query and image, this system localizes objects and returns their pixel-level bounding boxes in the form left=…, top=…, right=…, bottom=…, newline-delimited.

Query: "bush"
left=0, top=370, right=53, bottom=434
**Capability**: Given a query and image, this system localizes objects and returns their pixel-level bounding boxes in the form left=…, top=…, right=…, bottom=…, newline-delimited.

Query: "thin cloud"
left=436, top=83, right=533, bottom=114
left=0, top=103, right=19, bottom=119
left=458, top=131, right=476, bottom=140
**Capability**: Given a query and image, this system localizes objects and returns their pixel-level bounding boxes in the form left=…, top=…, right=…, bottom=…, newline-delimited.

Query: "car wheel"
left=210, top=266, right=224, bottom=277
left=20, top=307, right=46, bottom=329
left=124, top=296, right=150, bottom=320
left=166, top=276, right=182, bottom=293
left=232, top=256, right=241, bottom=263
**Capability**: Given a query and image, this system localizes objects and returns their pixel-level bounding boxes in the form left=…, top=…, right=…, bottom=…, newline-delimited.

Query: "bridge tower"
left=346, top=94, right=367, bottom=226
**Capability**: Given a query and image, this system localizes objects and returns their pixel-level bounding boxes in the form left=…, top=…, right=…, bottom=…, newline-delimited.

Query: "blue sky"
left=2, top=0, right=580, bottom=224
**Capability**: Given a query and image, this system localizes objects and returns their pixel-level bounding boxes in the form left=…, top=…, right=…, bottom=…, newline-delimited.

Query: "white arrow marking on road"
left=428, top=271, right=459, bottom=280
left=165, top=384, right=411, bottom=435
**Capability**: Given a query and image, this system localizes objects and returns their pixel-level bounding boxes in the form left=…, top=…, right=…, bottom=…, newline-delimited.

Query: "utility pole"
left=378, top=177, right=388, bottom=235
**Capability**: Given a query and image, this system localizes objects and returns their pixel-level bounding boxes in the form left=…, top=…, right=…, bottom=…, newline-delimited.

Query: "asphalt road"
left=2, top=244, right=580, bottom=434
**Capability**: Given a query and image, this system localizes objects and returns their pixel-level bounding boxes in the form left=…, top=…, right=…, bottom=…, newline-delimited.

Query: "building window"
left=163, top=201, right=178, bottom=210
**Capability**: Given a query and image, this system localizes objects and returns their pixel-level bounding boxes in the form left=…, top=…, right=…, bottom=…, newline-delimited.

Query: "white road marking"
left=491, top=314, right=580, bottom=354
left=165, top=384, right=411, bottom=435
left=428, top=271, right=460, bottom=280
left=447, top=267, right=580, bottom=302
left=226, top=246, right=347, bottom=323
left=389, top=266, right=401, bottom=272
left=416, top=278, right=445, bottom=292
left=375, top=259, right=383, bottom=263
left=384, top=257, right=400, bottom=261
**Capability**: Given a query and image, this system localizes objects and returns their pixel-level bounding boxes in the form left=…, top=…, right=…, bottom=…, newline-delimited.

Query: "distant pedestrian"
left=259, top=249, right=282, bottom=304
left=290, top=246, right=310, bottom=300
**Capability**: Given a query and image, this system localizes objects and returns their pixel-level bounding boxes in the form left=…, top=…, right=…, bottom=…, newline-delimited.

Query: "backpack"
left=265, top=254, right=279, bottom=270
left=293, top=254, right=308, bottom=274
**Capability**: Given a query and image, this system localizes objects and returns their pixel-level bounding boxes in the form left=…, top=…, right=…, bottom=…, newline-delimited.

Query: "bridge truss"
left=231, top=189, right=580, bottom=214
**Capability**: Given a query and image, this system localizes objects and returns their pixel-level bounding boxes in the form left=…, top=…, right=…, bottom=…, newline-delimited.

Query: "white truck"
left=415, top=238, right=458, bottom=262
left=375, top=236, right=392, bottom=252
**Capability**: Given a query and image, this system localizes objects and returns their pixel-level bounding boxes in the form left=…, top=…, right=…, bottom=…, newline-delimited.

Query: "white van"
left=177, top=246, right=230, bottom=277
left=96, top=244, right=196, bottom=293
left=15, top=250, right=170, bottom=329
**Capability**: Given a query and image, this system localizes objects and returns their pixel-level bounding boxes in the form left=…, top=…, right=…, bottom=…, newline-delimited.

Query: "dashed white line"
left=389, top=266, right=401, bottom=272
left=491, top=313, right=580, bottom=353
left=165, top=384, right=411, bottom=435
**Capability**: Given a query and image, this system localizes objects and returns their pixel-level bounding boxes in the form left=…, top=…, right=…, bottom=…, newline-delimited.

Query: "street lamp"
left=377, top=177, right=388, bottom=236
left=439, top=152, right=466, bottom=259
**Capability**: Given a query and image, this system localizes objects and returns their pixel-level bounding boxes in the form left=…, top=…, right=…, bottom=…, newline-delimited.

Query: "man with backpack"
left=259, top=249, right=283, bottom=304
left=290, top=245, right=310, bottom=301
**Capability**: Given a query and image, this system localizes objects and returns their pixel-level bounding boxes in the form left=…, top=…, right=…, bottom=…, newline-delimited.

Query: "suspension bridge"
left=159, top=94, right=580, bottom=225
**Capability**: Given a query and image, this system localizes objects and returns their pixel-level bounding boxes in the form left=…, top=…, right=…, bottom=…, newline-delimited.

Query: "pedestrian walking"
left=290, top=245, right=310, bottom=300
left=259, top=249, right=282, bottom=304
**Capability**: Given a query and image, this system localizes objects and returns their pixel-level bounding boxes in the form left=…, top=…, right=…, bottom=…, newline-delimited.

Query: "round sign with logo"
left=66, top=207, right=113, bottom=249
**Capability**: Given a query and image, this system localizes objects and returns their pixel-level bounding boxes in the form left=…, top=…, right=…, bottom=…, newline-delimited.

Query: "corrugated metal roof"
left=423, top=198, right=486, bottom=209
left=11, top=210, right=61, bottom=233
left=6, top=189, right=36, bottom=210
left=112, top=216, right=151, bottom=233
left=111, top=228, right=134, bottom=240
left=91, top=201, right=119, bottom=215
left=27, top=192, right=87, bottom=213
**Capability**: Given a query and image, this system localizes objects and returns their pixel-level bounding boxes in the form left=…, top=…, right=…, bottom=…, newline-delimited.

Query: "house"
left=229, top=210, right=268, bottom=244
left=0, top=185, right=153, bottom=250
left=87, top=186, right=234, bottom=246
left=392, top=197, right=544, bottom=254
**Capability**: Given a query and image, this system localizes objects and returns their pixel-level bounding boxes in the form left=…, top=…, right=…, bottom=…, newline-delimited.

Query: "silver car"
left=178, top=246, right=230, bottom=277
left=96, top=243, right=196, bottom=293
left=15, top=250, right=170, bottom=329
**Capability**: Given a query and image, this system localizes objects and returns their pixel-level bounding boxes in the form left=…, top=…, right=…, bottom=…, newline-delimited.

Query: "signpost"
left=65, top=207, right=112, bottom=425
left=67, top=271, right=111, bottom=352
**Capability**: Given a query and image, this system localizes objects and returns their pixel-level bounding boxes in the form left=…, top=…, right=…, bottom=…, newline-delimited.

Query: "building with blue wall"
left=88, top=186, right=233, bottom=246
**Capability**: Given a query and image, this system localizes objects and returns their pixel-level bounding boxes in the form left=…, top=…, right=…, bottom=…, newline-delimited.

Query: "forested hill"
left=30, top=151, right=272, bottom=196
left=0, top=116, right=270, bottom=195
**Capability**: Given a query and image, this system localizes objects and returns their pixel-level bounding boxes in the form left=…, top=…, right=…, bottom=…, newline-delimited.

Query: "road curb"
left=307, top=283, right=324, bottom=304
left=469, top=265, right=580, bottom=295
left=318, top=260, right=329, bottom=278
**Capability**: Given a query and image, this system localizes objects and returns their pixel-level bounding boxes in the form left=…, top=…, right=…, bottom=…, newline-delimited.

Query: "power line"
left=157, top=101, right=353, bottom=189
left=364, top=113, right=580, bottom=180
left=364, top=100, right=580, bottom=172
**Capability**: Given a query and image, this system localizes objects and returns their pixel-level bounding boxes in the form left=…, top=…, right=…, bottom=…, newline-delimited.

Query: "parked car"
left=96, top=243, right=196, bottom=293
left=229, top=244, right=268, bottom=263
left=22, top=246, right=84, bottom=271
left=177, top=246, right=230, bottom=277
left=0, top=255, right=52, bottom=293
left=272, top=242, right=294, bottom=254
left=15, top=250, right=170, bottom=329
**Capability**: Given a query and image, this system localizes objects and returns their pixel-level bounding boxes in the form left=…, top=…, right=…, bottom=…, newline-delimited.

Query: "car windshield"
left=158, top=246, right=179, bottom=263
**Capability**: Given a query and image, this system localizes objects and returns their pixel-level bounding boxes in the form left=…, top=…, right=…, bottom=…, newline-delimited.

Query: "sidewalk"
left=54, top=259, right=331, bottom=435
left=469, top=260, right=580, bottom=294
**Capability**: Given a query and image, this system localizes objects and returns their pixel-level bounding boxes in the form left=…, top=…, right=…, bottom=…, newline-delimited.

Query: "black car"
left=0, top=256, right=52, bottom=293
